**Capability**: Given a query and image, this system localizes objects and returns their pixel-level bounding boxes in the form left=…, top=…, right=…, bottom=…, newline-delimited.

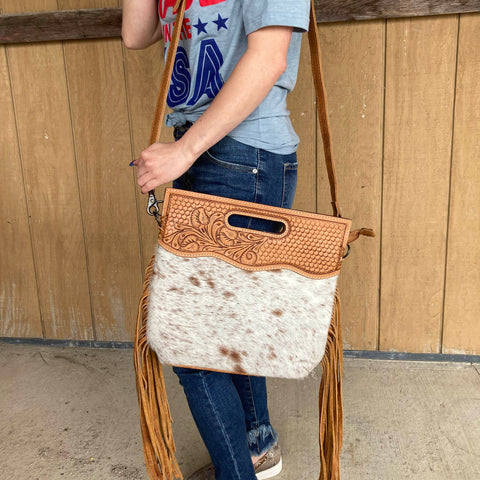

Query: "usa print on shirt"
left=158, top=0, right=233, bottom=111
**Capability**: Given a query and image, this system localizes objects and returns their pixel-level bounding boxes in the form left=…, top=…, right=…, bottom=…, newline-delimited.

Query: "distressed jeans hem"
left=247, top=424, right=279, bottom=457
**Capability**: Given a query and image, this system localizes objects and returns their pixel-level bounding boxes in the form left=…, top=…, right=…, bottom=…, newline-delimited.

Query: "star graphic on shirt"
left=193, top=18, right=208, bottom=35
left=213, top=13, right=228, bottom=31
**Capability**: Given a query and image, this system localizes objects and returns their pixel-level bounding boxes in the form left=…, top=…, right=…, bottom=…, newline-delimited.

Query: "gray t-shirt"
left=158, top=0, right=310, bottom=154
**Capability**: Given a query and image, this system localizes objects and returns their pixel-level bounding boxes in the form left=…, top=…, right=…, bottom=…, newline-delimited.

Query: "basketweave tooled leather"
left=158, top=189, right=351, bottom=279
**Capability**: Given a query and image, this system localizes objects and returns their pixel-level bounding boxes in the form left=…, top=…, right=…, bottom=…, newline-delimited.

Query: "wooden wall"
left=1, top=2, right=479, bottom=354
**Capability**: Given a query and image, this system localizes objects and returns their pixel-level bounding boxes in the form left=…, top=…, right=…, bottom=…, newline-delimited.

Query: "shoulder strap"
left=148, top=0, right=342, bottom=217
left=148, top=0, right=185, bottom=146
left=307, top=3, right=341, bottom=217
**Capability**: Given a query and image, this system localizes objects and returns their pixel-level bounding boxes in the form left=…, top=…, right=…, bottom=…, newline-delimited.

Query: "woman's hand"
left=133, top=140, right=196, bottom=193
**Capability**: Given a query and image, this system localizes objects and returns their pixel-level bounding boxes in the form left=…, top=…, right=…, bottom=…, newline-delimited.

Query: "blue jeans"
left=172, top=126, right=298, bottom=480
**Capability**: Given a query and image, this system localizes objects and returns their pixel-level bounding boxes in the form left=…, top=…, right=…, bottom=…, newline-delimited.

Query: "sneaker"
left=185, top=443, right=282, bottom=480
left=254, top=443, right=283, bottom=479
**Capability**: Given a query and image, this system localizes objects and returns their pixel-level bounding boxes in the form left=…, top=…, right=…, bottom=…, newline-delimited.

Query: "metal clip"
left=147, top=191, right=162, bottom=216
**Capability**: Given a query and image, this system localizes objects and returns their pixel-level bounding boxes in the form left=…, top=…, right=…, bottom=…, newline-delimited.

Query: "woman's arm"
left=135, top=25, right=293, bottom=193
left=122, top=0, right=163, bottom=49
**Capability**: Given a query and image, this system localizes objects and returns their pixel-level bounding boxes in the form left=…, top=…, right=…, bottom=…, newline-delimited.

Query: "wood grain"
left=289, top=35, right=316, bottom=213
left=0, top=45, right=42, bottom=338
left=1, top=2, right=479, bottom=355
left=380, top=16, right=458, bottom=353
left=313, top=0, right=480, bottom=23
left=59, top=0, right=143, bottom=342
left=315, top=20, right=385, bottom=350
left=443, top=14, right=480, bottom=355
left=3, top=0, right=93, bottom=340
left=2, top=2, right=480, bottom=44
left=0, top=8, right=121, bottom=43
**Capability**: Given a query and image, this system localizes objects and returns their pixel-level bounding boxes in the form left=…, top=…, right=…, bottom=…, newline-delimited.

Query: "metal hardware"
left=342, top=244, right=351, bottom=259
left=147, top=191, right=163, bottom=227
left=147, top=191, right=162, bottom=216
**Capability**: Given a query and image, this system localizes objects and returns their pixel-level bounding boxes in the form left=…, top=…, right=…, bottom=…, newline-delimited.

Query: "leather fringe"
left=318, top=291, right=343, bottom=480
left=133, top=255, right=183, bottom=480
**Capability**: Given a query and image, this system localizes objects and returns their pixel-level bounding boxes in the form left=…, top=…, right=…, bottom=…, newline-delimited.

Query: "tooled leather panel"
left=158, top=189, right=351, bottom=279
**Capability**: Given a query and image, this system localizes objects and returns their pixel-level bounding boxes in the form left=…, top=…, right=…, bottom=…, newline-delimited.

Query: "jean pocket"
left=204, top=136, right=258, bottom=173
left=282, top=161, right=298, bottom=209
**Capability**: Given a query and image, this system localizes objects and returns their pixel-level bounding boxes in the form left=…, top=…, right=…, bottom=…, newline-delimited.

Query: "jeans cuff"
left=247, top=424, right=279, bottom=456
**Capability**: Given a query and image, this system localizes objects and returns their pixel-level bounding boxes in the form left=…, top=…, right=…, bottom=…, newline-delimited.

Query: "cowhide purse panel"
left=147, top=247, right=337, bottom=379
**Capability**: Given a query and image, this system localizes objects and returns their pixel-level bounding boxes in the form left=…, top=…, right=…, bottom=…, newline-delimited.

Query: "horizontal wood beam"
left=314, top=0, right=480, bottom=22
left=0, top=8, right=122, bottom=44
left=1, top=1, right=480, bottom=45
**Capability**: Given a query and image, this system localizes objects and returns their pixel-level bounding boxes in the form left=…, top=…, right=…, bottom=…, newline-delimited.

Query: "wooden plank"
left=380, top=16, right=458, bottom=353
left=122, top=41, right=170, bottom=273
left=0, top=8, right=122, bottom=43
left=289, top=35, right=316, bottom=213
left=59, top=0, right=143, bottom=341
left=316, top=20, right=385, bottom=350
left=313, top=0, right=480, bottom=23
left=3, top=2, right=480, bottom=44
left=443, top=13, right=480, bottom=355
left=0, top=45, right=42, bottom=338
left=3, top=0, right=93, bottom=340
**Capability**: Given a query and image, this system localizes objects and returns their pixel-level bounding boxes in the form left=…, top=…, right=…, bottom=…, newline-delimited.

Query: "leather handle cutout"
left=226, top=212, right=289, bottom=236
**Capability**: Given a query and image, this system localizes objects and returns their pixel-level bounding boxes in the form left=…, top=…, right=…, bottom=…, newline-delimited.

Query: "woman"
left=122, top=1, right=310, bottom=479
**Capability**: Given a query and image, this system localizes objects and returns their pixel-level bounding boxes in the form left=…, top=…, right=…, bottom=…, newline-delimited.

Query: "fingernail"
left=129, top=161, right=135, bottom=166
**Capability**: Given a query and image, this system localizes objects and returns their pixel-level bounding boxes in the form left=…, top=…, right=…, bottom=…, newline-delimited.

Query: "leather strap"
left=147, top=0, right=342, bottom=217
left=307, top=3, right=341, bottom=218
left=148, top=0, right=185, bottom=146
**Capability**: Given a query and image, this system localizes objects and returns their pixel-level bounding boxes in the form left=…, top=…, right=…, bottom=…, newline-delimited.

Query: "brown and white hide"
left=147, top=247, right=338, bottom=379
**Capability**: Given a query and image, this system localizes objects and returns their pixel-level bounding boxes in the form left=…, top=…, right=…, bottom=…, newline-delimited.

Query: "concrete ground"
left=1, top=344, right=479, bottom=480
